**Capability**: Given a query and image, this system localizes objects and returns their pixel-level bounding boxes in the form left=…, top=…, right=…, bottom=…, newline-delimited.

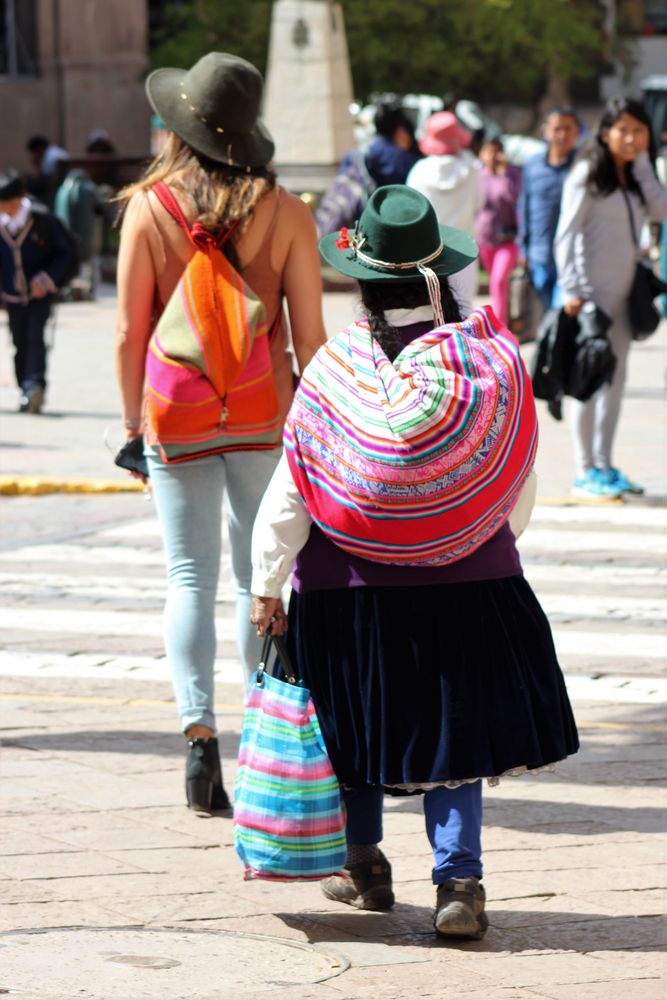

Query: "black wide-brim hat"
left=320, top=185, right=478, bottom=281
left=145, top=52, right=275, bottom=169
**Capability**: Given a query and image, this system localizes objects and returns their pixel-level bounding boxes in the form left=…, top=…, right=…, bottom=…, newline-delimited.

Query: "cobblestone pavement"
left=0, top=291, right=665, bottom=998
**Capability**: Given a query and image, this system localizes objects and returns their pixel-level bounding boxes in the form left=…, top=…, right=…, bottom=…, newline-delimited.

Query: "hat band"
left=353, top=239, right=443, bottom=273
left=354, top=237, right=446, bottom=327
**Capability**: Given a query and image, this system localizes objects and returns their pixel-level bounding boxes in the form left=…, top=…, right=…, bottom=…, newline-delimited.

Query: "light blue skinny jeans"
left=146, top=447, right=281, bottom=733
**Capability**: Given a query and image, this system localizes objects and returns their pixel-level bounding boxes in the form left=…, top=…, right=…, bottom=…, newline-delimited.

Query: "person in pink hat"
left=407, top=112, right=481, bottom=316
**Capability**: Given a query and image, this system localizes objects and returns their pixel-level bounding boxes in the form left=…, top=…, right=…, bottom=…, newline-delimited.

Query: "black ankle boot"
left=185, top=736, right=231, bottom=814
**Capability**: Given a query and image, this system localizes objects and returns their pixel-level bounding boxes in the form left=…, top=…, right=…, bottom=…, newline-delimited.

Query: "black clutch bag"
left=114, top=435, right=148, bottom=478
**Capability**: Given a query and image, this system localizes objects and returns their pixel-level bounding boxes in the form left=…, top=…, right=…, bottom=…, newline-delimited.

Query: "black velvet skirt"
left=286, top=576, right=579, bottom=790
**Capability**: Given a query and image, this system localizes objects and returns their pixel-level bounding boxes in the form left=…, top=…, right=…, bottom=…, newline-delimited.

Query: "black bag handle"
left=256, top=629, right=299, bottom=687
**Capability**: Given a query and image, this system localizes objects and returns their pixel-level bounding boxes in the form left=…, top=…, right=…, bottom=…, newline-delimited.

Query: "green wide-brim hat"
left=146, top=52, right=275, bottom=169
left=320, top=184, right=478, bottom=282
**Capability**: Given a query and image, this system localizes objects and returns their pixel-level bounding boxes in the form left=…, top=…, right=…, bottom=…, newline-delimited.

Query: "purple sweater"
left=291, top=320, right=523, bottom=593
left=475, top=165, right=522, bottom=247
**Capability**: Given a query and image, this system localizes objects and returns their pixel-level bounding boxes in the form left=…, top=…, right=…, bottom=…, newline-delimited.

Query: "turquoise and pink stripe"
left=234, top=671, right=347, bottom=882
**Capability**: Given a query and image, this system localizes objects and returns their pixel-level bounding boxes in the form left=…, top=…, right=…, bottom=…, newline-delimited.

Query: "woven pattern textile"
left=234, top=671, right=347, bottom=882
left=285, top=306, right=538, bottom=566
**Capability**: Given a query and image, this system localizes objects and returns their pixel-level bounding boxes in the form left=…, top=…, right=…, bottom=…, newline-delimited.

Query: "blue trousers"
left=7, top=299, right=52, bottom=392
left=529, top=262, right=563, bottom=311
left=343, top=781, right=483, bottom=884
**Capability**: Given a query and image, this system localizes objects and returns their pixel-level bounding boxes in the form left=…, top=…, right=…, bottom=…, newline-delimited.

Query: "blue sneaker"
left=571, top=469, right=622, bottom=500
left=606, top=467, right=645, bottom=495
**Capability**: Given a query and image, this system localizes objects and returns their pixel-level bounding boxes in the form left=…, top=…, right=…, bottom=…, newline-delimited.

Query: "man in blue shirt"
left=518, top=108, right=580, bottom=310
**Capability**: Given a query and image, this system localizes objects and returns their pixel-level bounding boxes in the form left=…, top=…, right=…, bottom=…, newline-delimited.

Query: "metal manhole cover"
left=0, top=925, right=349, bottom=998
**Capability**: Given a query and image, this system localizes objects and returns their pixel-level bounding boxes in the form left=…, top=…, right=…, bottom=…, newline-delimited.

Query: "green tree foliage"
left=150, top=0, right=273, bottom=74
left=340, top=0, right=607, bottom=102
left=150, top=0, right=607, bottom=104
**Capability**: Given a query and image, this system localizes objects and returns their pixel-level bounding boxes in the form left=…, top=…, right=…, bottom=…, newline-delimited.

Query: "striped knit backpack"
left=143, top=182, right=281, bottom=463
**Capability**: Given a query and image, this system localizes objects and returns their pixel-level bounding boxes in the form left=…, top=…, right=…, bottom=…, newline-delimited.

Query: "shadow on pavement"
left=278, top=906, right=665, bottom=953
left=1, top=728, right=240, bottom=761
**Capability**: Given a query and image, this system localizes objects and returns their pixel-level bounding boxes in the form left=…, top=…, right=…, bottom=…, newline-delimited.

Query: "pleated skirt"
left=286, top=576, right=579, bottom=790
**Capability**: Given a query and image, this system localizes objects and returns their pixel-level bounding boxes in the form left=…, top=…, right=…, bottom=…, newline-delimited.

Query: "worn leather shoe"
left=321, top=850, right=395, bottom=910
left=434, top=877, right=488, bottom=940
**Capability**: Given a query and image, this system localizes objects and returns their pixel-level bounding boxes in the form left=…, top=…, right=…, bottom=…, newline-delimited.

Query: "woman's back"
left=118, top=180, right=324, bottom=425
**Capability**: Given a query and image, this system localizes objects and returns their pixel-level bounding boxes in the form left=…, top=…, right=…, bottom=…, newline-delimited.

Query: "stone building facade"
left=0, top=0, right=150, bottom=172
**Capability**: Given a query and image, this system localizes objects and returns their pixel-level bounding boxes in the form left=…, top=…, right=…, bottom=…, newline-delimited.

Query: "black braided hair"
left=359, top=278, right=463, bottom=362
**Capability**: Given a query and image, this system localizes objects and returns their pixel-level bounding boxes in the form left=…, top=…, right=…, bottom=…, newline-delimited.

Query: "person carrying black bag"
left=554, top=97, right=667, bottom=500
left=530, top=303, right=616, bottom=422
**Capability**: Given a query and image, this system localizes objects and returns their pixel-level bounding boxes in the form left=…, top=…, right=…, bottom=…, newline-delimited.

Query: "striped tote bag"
left=233, top=634, right=346, bottom=882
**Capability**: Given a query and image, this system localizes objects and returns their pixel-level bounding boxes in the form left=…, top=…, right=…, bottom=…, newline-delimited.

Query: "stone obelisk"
left=263, top=0, right=355, bottom=193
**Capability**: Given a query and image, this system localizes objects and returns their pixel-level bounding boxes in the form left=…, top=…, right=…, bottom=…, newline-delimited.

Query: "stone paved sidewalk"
left=1, top=288, right=665, bottom=998
left=1, top=672, right=665, bottom=1000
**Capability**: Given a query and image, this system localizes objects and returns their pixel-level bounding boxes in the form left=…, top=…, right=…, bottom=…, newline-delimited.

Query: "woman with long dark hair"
left=115, top=53, right=326, bottom=812
left=250, top=186, right=578, bottom=940
left=555, top=96, right=666, bottom=499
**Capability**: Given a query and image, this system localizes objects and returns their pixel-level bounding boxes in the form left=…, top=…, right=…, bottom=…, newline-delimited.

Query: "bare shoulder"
left=121, top=190, right=153, bottom=230
left=278, top=187, right=317, bottom=231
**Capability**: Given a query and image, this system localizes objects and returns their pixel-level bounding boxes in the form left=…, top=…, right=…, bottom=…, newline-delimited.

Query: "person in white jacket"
left=407, top=112, right=481, bottom=316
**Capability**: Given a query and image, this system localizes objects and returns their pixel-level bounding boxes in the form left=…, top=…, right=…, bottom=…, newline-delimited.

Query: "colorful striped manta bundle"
left=285, top=306, right=538, bottom=566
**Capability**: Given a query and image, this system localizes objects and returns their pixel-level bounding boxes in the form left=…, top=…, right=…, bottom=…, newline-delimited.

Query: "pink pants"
left=479, top=243, right=519, bottom=327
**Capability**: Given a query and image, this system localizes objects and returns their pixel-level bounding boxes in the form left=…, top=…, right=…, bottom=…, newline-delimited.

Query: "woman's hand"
left=250, top=596, right=288, bottom=637
left=563, top=296, right=584, bottom=317
left=124, top=431, right=148, bottom=485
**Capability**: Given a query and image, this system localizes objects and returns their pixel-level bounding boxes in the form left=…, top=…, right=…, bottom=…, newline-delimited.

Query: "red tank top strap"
left=152, top=182, right=192, bottom=235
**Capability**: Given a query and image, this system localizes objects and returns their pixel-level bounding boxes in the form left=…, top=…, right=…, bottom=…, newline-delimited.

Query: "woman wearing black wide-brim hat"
left=114, top=53, right=326, bottom=814
left=250, top=185, right=579, bottom=939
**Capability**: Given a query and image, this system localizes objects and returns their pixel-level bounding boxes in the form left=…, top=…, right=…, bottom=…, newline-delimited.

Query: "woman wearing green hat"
left=114, top=53, right=326, bottom=814
left=250, top=185, right=578, bottom=939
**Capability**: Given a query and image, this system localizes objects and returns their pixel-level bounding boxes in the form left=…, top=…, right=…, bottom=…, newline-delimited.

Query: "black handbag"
left=622, top=190, right=667, bottom=340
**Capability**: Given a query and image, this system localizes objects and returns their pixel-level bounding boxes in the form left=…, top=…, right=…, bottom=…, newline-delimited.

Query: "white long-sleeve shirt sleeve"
left=509, top=469, right=537, bottom=539
left=251, top=451, right=313, bottom=598
left=554, top=161, right=591, bottom=301
left=633, top=152, right=667, bottom=223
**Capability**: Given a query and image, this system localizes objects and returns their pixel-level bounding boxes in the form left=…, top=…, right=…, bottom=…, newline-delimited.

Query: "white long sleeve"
left=250, top=452, right=313, bottom=598
left=632, top=152, right=667, bottom=224
left=509, top=470, right=537, bottom=539
left=554, top=160, right=591, bottom=301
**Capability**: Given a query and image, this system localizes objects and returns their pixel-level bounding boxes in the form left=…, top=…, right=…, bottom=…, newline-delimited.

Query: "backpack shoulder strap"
left=152, top=182, right=194, bottom=236
left=151, top=181, right=239, bottom=252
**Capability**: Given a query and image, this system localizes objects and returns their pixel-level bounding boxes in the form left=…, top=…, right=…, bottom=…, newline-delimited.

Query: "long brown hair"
left=116, top=132, right=276, bottom=251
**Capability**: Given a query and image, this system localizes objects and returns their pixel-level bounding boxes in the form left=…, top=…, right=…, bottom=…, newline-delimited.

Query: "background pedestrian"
left=519, top=108, right=580, bottom=311
left=555, top=96, right=667, bottom=499
left=407, top=111, right=481, bottom=316
left=0, top=169, right=73, bottom=413
left=475, top=138, right=522, bottom=326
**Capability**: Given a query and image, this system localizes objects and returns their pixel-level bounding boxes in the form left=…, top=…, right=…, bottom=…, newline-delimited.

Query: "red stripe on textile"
left=237, top=750, right=335, bottom=780
left=233, top=811, right=343, bottom=838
